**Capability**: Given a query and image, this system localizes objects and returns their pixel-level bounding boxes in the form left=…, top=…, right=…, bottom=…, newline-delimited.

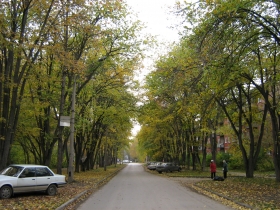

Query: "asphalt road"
left=77, top=163, right=233, bottom=210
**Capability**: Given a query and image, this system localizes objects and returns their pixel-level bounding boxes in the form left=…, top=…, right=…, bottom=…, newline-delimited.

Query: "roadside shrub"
left=206, top=154, right=212, bottom=164
left=256, top=148, right=274, bottom=171
left=226, top=143, right=244, bottom=170
left=204, top=144, right=274, bottom=172
left=10, top=144, right=26, bottom=163
left=216, top=152, right=231, bottom=168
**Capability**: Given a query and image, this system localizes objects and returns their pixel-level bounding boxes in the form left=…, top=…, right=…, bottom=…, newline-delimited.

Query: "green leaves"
left=137, top=0, right=280, bottom=177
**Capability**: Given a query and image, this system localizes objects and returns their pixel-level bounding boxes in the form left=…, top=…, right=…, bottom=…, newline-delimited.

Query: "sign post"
left=60, top=116, right=70, bottom=127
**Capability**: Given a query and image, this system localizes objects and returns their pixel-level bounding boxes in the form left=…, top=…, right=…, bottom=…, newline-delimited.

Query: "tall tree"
left=0, top=0, right=145, bottom=171
left=0, top=0, right=61, bottom=169
left=180, top=0, right=280, bottom=180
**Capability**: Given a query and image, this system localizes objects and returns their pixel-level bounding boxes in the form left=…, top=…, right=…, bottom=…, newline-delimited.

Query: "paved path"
left=77, top=163, right=233, bottom=210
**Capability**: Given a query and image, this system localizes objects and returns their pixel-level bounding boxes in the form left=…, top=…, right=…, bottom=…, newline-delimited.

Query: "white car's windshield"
left=0, top=166, right=24, bottom=177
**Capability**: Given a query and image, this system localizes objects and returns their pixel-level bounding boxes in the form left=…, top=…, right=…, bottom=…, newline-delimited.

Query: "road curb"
left=56, top=166, right=125, bottom=210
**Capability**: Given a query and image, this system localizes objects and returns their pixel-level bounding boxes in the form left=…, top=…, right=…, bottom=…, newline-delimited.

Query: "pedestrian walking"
left=223, top=160, right=228, bottom=179
left=210, top=160, right=216, bottom=179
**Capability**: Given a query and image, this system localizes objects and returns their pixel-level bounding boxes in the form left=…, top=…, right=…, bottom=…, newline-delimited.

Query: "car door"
left=35, top=167, right=54, bottom=191
left=165, top=163, right=171, bottom=171
left=171, top=164, right=177, bottom=172
left=167, top=163, right=175, bottom=172
left=16, top=167, right=37, bottom=193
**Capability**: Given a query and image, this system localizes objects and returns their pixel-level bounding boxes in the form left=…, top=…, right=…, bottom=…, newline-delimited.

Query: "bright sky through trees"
left=127, top=0, right=183, bottom=43
left=126, top=0, right=186, bottom=136
left=126, top=0, right=186, bottom=83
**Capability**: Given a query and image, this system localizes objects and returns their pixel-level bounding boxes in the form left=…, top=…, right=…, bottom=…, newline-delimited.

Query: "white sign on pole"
left=60, top=116, right=70, bottom=127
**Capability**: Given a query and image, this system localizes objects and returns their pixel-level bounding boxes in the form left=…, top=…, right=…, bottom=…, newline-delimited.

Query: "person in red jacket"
left=210, top=160, right=217, bottom=179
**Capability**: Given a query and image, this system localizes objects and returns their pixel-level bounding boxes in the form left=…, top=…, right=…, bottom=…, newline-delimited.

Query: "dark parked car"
left=0, top=164, right=66, bottom=199
left=156, top=163, right=181, bottom=173
left=147, top=162, right=162, bottom=170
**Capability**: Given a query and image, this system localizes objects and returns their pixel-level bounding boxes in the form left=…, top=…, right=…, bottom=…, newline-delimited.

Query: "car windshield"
left=0, top=166, right=24, bottom=177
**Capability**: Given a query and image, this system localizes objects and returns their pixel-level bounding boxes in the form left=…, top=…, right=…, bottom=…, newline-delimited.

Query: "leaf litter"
left=1, top=166, right=279, bottom=210
left=0, top=165, right=125, bottom=210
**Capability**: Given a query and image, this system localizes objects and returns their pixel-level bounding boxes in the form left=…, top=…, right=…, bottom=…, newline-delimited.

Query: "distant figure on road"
left=210, top=160, right=216, bottom=179
left=223, top=160, right=228, bottom=179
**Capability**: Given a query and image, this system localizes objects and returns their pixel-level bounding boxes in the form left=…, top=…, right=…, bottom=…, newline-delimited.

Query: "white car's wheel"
left=46, top=184, right=57, bottom=196
left=0, top=185, right=13, bottom=199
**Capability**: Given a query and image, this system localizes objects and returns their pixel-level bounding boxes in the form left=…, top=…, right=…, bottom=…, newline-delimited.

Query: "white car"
left=0, top=164, right=66, bottom=199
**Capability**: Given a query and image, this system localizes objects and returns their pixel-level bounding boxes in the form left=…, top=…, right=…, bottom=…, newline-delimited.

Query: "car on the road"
left=0, top=164, right=66, bottom=199
left=155, top=162, right=181, bottom=173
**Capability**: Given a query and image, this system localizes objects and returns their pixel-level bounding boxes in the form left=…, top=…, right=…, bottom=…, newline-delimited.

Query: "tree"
left=73, top=65, right=137, bottom=172
left=0, top=0, right=146, bottom=171
left=179, top=0, right=280, bottom=179
left=0, top=0, right=62, bottom=169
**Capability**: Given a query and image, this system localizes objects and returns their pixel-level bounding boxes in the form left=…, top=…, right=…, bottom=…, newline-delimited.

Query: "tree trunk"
left=201, top=135, right=207, bottom=171
left=57, top=72, right=66, bottom=174
left=211, top=132, right=217, bottom=161
left=271, top=112, right=280, bottom=182
left=186, top=146, right=191, bottom=170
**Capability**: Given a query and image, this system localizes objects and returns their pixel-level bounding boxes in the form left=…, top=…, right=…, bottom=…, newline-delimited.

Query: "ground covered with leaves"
left=0, top=165, right=125, bottom=210
left=193, top=177, right=280, bottom=210
left=1, top=165, right=279, bottom=210
left=165, top=170, right=280, bottom=210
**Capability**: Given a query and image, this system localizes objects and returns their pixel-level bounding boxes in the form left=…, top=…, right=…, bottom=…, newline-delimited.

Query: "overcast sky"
left=126, top=0, right=187, bottom=136
left=126, top=0, right=184, bottom=43
left=126, top=0, right=186, bottom=83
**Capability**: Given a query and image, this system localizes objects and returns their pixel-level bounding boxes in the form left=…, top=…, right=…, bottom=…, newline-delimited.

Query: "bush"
left=226, top=143, right=244, bottom=170
left=256, top=149, right=274, bottom=171
left=10, top=144, right=26, bottom=163
left=216, top=152, right=231, bottom=168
